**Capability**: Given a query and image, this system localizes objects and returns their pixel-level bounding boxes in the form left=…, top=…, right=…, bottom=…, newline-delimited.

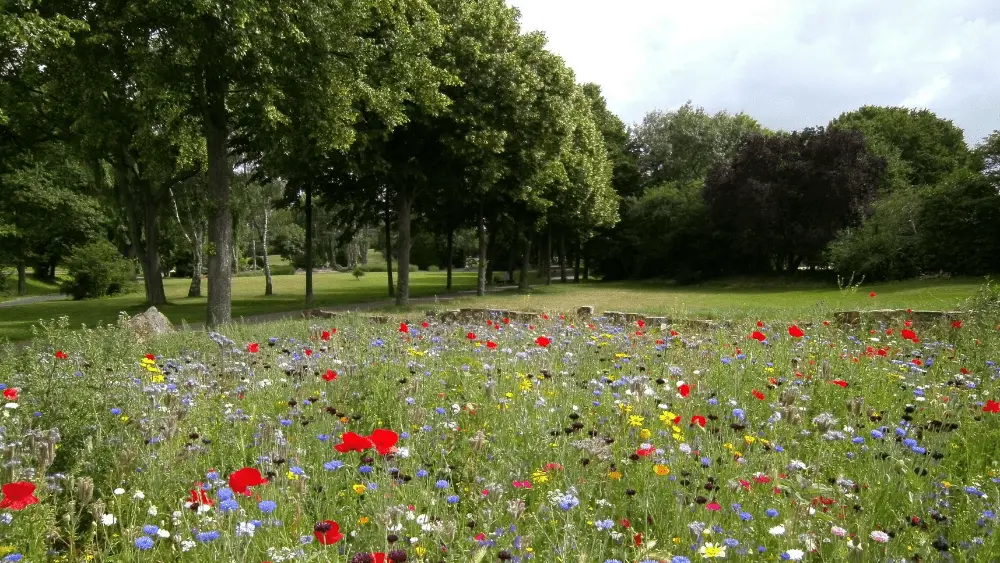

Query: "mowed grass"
left=0, top=275, right=65, bottom=302
left=0, top=271, right=476, bottom=342
left=402, top=277, right=986, bottom=320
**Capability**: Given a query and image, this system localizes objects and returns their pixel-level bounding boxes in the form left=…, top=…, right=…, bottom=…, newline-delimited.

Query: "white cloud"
left=509, top=0, right=1000, bottom=144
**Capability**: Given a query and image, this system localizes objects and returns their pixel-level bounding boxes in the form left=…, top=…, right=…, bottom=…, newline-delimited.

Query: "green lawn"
left=394, top=276, right=988, bottom=320
left=0, top=271, right=476, bottom=342
left=1, top=271, right=989, bottom=342
left=0, top=275, right=65, bottom=302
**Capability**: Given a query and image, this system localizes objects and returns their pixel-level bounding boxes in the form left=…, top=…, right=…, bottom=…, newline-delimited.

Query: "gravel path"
left=0, top=293, right=70, bottom=308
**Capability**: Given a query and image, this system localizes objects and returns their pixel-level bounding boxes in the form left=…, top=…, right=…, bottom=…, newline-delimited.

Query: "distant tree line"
left=3, top=1, right=998, bottom=323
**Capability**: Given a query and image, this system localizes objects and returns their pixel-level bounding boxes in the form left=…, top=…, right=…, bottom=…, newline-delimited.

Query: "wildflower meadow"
left=2, top=305, right=1000, bottom=563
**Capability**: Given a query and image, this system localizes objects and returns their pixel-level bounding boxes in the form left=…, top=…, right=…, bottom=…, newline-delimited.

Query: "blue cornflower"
left=595, top=519, right=614, bottom=530
left=4, top=554, right=24, bottom=562
left=732, top=409, right=745, bottom=420
left=738, top=511, right=753, bottom=521
left=852, top=436, right=865, bottom=444
left=142, top=525, right=160, bottom=535
left=416, top=469, right=429, bottom=478
left=359, top=465, right=373, bottom=474
left=400, top=431, right=409, bottom=439
left=258, top=500, right=277, bottom=513
left=446, top=495, right=460, bottom=504
left=724, top=538, right=739, bottom=547
left=195, top=531, right=220, bottom=543
left=219, top=499, right=239, bottom=513
left=110, top=408, right=122, bottom=416
left=289, top=466, right=305, bottom=476
left=324, top=460, right=343, bottom=471
left=206, top=470, right=219, bottom=480
left=700, top=457, right=711, bottom=467
left=671, top=557, right=692, bottom=563
left=766, top=508, right=779, bottom=517
left=903, top=438, right=918, bottom=448
left=435, top=407, right=447, bottom=415
left=279, top=419, right=293, bottom=427
left=435, top=480, right=450, bottom=489
left=871, top=429, right=884, bottom=439
left=134, top=536, right=155, bottom=550
left=317, top=434, right=330, bottom=442
left=216, top=487, right=234, bottom=501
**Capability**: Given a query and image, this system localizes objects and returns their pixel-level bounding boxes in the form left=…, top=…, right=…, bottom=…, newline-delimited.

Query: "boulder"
left=128, top=307, right=175, bottom=341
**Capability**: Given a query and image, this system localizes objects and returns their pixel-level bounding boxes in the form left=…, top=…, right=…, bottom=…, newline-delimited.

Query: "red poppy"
left=486, top=341, right=497, bottom=350
left=144, top=354, right=156, bottom=361
left=321, top=331, right=331, bottom=341
left=691, top=415, right=706, bottom=428
left=421, top=322, right=429, bottom=328
left=314, top=520, right=344, bottom=545
left=637, top=319, right=646, bottom=329
left=635, top=330, right=644, bottom=336
left=823, top=320, right=830, bottom=326
left=368, top=429, right=399, bottom=456
left=633, top=533, right=643, bottom=546
left=229, top=468, right=268, bottom=496
left=542, top=314, right=549, bottom=320
left=189, top=487, right=213, bottom=506
left=677, top=383, right=691, bottom=398
left=960, top=367, right=970, bottom=375
left=371, top=555, right=386, bottom=563
left=335, top=432, right=373, bottom=453
left=756, top=320, right=763, bottom=328
left=535, top=336, right=551, bottom=347
left=330, top=328, right=337, bottom=334
left=869, top=291, right=876, bottom=298
left=503, top=317, right=510, bottom=324
left=750, top=331, right=766, bottom=342
left=247, top=342, right=259, bottom=353
left=670, top=329, right=679, bottom=337
left=752, top=389, right=765, bottom=401
left=466, top=332, right=476, bottom=340
left=830, top=379, right=849, bottom=388
left=2, top=388, right=17, bottom=401
left=399, top=323, right=409, bottom=333
left=304, top=349, right=313, bottom=356
left=0, top=481, right=38, bottom=510
left=322, top=369, right=337, bottom=382
left=912, top=358, right=923, bottom=366
left=528, top=324, right=535, bottom=331
left=55, top=351, right=68, bottom=360
left=655, top=339, right=665, bottom=345
left=788, top=325, right=804, bottom=338
left=901, top=329, right=917, bottom=341
left=983, top=400, right=1000, bottom=414
left=635, top=446, right=655, bottom=457
left=952, top=320, right=963, bottom=329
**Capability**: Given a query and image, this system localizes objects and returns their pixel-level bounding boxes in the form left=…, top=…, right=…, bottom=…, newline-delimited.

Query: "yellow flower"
left=699, top=542, right=727, bottom=558
left=659, top=411, right=678, bottom=424
left=743, top=435, right=756, bottom=445
left=519, top=379, right=533, bottom=392
left=286, top=471, right=299, bottom=480
left=764, top=367, right=775, bottom=373
left=415, top=547, right=427, bottom=556
left=608, top=471, right=622, bottom=481
left=531, top=470, right=549, bottom=484
left=614, top=353, right=629, bottom=359
left=504, top=392, right=514, bottom=399
left=627, top=415, right=645, bottom=427
left=352, top=484, right=366, bottom=494
left=653, top=464, right=670, bottom=476
left=359, top=516, right=370, bottom=525
left=639, top=428, right=652, bottom=440
left=120, top=415, right=129, bottom=423
left=672, top=432, right=684, bottom=442
left=941, top=481, right=951, bottom=488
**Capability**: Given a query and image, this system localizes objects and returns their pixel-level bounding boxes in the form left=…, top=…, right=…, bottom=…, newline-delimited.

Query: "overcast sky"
left=508, top=0, right=999, bottom=145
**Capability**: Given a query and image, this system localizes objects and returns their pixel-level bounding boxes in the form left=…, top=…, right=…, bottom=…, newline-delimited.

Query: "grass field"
left=0, top=271, right=476, bottom=342
left=412, top=277, right=987, bottom=320
left=2, top=296, right=1000, bottom=561
left=0, top=274, right=64, bottom=302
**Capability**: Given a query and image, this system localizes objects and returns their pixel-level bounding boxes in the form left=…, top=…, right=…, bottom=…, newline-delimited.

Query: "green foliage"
left=826, top=189, right=923, bottom=280
left=352, top=264, right=365, bottom=280
left=830, top=105, right=972, bottom=188
left=60, top=240, right=136, bottom=300
left=918, top=169, right=1000, bottom=276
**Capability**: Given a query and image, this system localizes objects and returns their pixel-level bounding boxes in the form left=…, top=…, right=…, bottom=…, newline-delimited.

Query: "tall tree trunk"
left=573, top=239, right=581, bottom=283
left=232, top=244, right=239, bottom=275
left=142, top=197, right=167, bottom=306
left=361, top=229, right=369, bottom=265
left=545, top=228, right=553, bottom=286
left=383, top=195, right=394, bottom=297
left=583, top=241, right=590, bottom=281
left=203, top=66, right=232, bottom=327
left=250, top=238, right=257, bottom=270
left=305, top=184, right=314, bottom=309
left=262, top=209, right=273, bottom=296
left=485, top=221, right=495, bottom=288
left=16, top=262, right=26, bottom=296
left=330, top=232, right=338, bottom=269
left=188, top=226, right=203, bottom=297
left=395, top=192, right=412, bottom=306
left=446, top=228, right=454, bottom=291
left=518, top=233, right=531, bottom=290
left=559, top=233, right=567, bottom=283
left=476, top=206, right=487, bottom=296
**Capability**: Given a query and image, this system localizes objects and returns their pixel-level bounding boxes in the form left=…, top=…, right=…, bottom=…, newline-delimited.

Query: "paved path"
left=178, top=286, right=519, bottom=331
left=0, top=294, right=70, bottom=308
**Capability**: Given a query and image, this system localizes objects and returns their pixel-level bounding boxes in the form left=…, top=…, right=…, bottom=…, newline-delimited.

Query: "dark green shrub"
left=60, top=240, right=136, bottom=300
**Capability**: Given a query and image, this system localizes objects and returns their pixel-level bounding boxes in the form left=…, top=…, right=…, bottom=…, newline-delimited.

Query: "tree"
left=704, top=127, right=886, bottom=273
left=829, top=106, right=972, bottom=188
left=634, top=102, right=762, bottom=188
